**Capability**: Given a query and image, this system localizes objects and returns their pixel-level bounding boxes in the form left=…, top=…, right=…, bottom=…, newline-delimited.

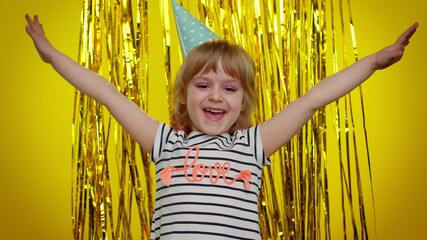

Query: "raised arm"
left=261, top=22, right=418, bottom=157
left=25, top=14, right=159, bottom=152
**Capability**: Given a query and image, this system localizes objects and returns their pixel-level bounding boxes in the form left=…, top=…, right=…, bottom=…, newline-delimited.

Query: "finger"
left=404, top=22, right=418, bottom=40
left=34, top=15, right=40, bottom=25
left=25, top=14, right=40, bottom=33
left=396, top=22, right=418, bottom=46
left=25, top=14, right=35, bottom=26
left=28, top=14, right=45, bottom=35
left=24, top=14, right=43, bottom=37
left=25, top=15, right=35, bottom=35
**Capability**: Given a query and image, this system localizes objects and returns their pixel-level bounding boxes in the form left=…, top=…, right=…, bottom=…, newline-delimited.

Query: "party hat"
left=171, top=0, right=220, bottom=57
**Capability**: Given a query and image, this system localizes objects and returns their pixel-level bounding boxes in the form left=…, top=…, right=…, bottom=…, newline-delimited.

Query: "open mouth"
left=204, top=108, right=225, bottom=120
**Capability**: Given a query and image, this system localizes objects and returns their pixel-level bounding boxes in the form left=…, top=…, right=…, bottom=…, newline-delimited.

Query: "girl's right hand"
left=25, top=14, right=55, bottom=63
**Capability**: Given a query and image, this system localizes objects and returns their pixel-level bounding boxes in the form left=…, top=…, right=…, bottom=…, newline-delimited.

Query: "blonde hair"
left=171, top=39, right=256, bottom=134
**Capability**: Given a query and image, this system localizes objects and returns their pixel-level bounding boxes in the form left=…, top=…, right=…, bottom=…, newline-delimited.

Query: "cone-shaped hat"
left=171, top=0, right=220, bottom=57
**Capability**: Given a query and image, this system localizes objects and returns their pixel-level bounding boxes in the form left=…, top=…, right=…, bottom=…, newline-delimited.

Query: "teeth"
left=206, top=108, right=224, bottom=114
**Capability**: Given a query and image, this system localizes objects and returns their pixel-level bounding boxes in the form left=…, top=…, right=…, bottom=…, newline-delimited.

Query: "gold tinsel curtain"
left=72, top=0, right=374, bottom=239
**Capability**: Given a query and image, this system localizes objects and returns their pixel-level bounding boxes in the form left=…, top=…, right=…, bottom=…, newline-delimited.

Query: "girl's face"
left=186, top=63, right=245, bottom=135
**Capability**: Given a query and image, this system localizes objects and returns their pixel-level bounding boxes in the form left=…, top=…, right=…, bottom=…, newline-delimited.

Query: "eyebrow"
left=193, top=75, right=240, bottom=84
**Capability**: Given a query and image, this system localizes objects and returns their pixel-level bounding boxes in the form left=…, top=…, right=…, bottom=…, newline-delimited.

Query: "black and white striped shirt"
left=150, top=123, right=270, bottom=240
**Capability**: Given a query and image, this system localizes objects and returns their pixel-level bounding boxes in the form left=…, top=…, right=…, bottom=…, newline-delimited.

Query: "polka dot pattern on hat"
left=172, top=0, right=220, bottom=56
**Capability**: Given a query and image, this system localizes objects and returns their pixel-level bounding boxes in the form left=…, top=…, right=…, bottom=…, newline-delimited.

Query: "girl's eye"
left=224, top=86, right=238, bottom=92
left=195, top=83, right=208, bottom=89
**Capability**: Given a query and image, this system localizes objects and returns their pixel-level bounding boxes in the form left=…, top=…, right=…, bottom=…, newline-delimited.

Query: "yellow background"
left=1, top=1, right=426, bottom=239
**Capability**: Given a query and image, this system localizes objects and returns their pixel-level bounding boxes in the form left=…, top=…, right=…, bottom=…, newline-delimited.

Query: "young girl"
left=25, top=14, right=417, bottom=240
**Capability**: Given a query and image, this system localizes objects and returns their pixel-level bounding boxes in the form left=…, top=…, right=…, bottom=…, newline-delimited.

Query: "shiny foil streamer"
left=73, top=0, right=374, bottom=239
left=72, top=0, right=152, bottom=239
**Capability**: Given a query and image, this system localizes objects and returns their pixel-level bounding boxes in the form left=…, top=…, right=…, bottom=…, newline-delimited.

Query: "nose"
left=208, top=88, right=223, bottom=102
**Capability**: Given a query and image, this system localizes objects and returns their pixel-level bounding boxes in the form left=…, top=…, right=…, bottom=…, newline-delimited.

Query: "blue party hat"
left=171, top=0, right=220, bottom=57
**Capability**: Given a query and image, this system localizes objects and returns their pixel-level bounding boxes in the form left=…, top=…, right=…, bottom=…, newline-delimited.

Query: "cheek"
left=236, top=93, right=246, bottom=108
left=186, top=92, right=199, bottom=106
left=226, top=95, right=245, bottom=115
left=186, top=91, right=206, bottom=112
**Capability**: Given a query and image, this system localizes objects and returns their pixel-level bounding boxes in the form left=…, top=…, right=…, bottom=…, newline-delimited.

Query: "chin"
left=203, top=130, right=223, bottom=136
left=201, top=127, right=230, bottom=136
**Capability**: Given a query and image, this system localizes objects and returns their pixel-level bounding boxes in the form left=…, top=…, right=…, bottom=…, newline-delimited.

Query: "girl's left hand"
left=375, top=22, right=418, bottom=70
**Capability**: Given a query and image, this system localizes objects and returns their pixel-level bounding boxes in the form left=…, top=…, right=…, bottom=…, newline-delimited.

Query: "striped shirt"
left=150, top=123, right=270, bottom=240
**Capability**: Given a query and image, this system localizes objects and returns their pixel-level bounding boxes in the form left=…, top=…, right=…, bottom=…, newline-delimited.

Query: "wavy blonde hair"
left=171, top=39, right=256, bottom=134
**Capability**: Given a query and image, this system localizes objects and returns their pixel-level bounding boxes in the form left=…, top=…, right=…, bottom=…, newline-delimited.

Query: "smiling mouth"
left=204, top=108, right=225, bottom=120
left=205, top=108, right=224, bottom=114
